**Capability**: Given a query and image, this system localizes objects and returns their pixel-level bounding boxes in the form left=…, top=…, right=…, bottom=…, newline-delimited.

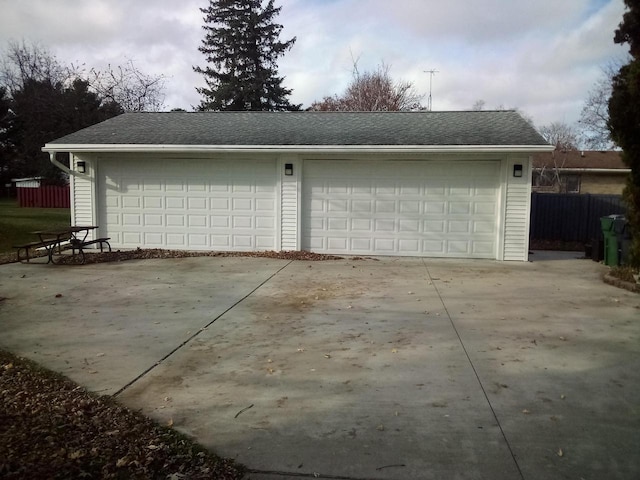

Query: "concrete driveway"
left=0, top=253, right=639, bottom=480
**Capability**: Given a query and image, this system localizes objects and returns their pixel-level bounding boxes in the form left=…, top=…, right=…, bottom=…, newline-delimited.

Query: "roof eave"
left=43, top=144, right=555, bottom=154
left=533, top=167, right=631, bottom=173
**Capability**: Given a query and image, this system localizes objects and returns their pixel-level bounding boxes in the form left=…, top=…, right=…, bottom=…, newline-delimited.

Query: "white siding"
left=280, top=159, right=299, bottom=250
left=72, top=156, right=95, bottom=238
left=503, top=158, right=531, bottom=261
left=70, top=151, right=534, bottom=261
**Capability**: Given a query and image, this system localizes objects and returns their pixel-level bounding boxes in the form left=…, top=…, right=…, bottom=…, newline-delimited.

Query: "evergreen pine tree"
left=194, top=0, right=300, bottom=111
left=609, top=0, right=640, bottom=267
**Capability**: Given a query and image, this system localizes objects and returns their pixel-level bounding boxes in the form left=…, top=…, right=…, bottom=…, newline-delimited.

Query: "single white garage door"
left=99, top=157, right=277, bottom=251
left=302, top=160, right=500, bottom=258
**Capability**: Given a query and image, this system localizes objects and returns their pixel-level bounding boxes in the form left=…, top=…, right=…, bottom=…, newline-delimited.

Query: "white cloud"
left=0, top=0, right=630, bottom=124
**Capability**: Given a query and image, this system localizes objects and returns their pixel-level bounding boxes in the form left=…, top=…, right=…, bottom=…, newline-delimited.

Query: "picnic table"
left=14, top=226, right=111, bottom=264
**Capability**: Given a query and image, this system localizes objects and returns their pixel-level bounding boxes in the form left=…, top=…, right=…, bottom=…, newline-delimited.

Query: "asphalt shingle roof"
left=48, top=110, right=549, bottom=147
left=532, top=150, right=628, bottom=170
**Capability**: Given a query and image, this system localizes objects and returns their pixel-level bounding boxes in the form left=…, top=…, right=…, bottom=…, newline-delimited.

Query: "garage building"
left=43, top=111, right=552, bottom=261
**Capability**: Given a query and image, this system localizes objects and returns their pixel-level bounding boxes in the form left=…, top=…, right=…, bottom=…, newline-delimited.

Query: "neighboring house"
left=11, top=176, right=43, bottom=188
left=43, top=111, right=552, bottom=261
left=532, top=150, right=630, bottom=194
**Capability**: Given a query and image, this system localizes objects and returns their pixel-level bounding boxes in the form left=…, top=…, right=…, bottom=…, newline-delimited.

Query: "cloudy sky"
left=0, top=0, right=630, bottom=127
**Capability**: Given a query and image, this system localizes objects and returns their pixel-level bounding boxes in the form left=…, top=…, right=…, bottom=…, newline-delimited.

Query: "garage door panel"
left=166, top=215, right=184, bottom=227
left=449, top=240, right=471, bottom=254
left=328, top=237, right=348, bottom=250
left=188, top=198, right=207, bottom=210
left=473, top=241, right=495, bottom=255
left=101, top=158, right=277, bottom=251
left=143, top=214, right=163, bottom=226
left=448, top=220, right=471, bottom=233
left=351, top=218, right=372, bottom=231
left=188, top=216, right=206, bottom=227
left=143, top=197, right=162, bottom=209
left=123, top=232, right=140, bottom=244
left=167, top=197, right=185, bottom=209
left=375, top=219, right=395, bottom=232
left=188, top=181, right=206, bottom=192
left=449, top=202, right=471, bottom=214
left=426, top=202, right=446, bottom=214
left=398, top=238, right=420, bottom=252
left=351, top=238, right=372, bottom=250
left=352, top=200, right=372, bottom=213
left=374, top=238, right=395, bottom=252
left=303, top=160, right=499, bottom=258
left=165, top=182, right=184, bottom=192
left=123, top=197, right=140, bottom=208
left=188, top=234, right=207, bottom=246
left=400, top=201, right=420, bottom=213
left=398, top=219, right=419, bottom=232
left=166, top=233, right=185, bottom=245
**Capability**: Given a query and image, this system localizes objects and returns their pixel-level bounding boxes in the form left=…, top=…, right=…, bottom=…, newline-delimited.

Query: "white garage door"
left=100, top=157, right=277, bottom=251
left=302, top=160, right=500, bottom=258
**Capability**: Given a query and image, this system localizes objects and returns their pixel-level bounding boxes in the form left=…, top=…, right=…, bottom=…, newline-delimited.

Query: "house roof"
left=532, top=150, right=629, bottom=171
left=44, top=111, right=551, bottom=153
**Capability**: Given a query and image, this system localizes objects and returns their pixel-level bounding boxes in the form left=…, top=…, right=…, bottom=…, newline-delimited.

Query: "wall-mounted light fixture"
left=77, top=161, right=86, bottom=174
left=513, top=164, right=523, bottom=178
left=284, top=163, right=293, bottom=176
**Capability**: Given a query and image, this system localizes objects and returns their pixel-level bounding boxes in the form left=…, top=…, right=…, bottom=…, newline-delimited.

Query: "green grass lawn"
left=0, top=198, right=71, bottom=254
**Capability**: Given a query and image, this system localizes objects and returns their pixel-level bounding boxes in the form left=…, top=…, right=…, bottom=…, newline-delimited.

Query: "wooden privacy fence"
left=17, top=186, right=70, bottom=208
left=529, top=193, right=627, bottom=243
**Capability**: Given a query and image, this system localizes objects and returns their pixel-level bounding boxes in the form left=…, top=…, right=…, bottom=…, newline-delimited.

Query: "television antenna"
left=424, top=69, right=438, bottom=111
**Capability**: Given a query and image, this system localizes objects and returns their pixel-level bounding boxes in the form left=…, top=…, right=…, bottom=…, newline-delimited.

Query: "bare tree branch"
left=85, top=59, right=166, bottom=112
left=539, top=121, right=579, bottom=151
left=310, top=61, right=423, bottom=111
left=578, top=61, right=625, bottom=150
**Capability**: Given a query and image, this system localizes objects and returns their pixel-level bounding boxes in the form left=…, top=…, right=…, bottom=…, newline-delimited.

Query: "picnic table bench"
left=14, top=226, right=110, bottom=264
left=68, top=236, right=111, bottom=263
left=14, top=238, right=66, bottom=263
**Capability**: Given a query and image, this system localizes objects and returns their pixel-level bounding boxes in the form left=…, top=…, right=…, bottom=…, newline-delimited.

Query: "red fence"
left=17, top=186, right=70, bottom=208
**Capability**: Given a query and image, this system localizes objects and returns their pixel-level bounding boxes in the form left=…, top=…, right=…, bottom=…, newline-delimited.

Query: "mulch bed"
left=0, top=248, right=344, bottom=266
left=0, top=350, right=245, bottom=480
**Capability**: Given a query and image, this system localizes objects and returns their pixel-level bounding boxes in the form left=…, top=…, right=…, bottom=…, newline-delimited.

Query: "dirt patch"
left=0, top=350, right=244, bottom=479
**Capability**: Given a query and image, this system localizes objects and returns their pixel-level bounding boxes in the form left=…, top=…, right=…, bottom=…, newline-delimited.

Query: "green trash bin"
left=601, top=215, right=624, bottom=266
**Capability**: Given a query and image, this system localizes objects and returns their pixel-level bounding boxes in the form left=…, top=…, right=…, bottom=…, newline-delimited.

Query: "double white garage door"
left=302, top=160, right=499, bottom=257
left=99, top=158, right=499, bottom=258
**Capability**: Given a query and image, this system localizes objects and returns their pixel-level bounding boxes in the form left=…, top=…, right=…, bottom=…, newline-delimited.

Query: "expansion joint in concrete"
left=112, top=260, right=293, bottom=398
left=245, top=468, right=390, bottom=480
left=420, top=258, right=525, bottom=480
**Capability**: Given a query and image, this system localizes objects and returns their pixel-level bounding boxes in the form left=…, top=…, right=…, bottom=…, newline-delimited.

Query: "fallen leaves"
left=32, top=248, right=345, bottom=266
left=0, top=349, right=244, bottom=479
